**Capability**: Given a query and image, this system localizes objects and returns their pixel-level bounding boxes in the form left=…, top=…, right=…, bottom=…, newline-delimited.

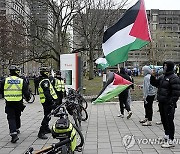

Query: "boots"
left=10, top=133, right=19, bottom=143
left=38, top=132, right=48, bottom=139
left=44, top=127, right=51, bottom=134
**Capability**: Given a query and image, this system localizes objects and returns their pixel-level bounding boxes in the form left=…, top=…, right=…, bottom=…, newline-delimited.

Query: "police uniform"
left=52, top=77, right=65, bottom=105
left=38, top=69, right=58, bottom=139
left=0, top=66, right=30, bottom=143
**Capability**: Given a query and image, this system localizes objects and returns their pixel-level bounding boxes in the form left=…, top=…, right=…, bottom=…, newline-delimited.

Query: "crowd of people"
left=116, top=61, right=180, bottom=148
left=0, top=61, right=180, bottom=149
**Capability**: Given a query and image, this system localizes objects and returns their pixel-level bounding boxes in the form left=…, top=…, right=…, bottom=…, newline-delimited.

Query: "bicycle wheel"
left=79, top=97, right=88, bottom=109
left=73, top=111, right=81, bottom=129
left=72, top=124, right=84, bottom=148
left=28, top=92, right=35, bottom=103
left=80, top=105, right=88, bottom=121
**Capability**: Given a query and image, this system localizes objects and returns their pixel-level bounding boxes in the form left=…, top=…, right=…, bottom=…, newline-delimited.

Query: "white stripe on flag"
left=102, top=24, right=136, bottom=56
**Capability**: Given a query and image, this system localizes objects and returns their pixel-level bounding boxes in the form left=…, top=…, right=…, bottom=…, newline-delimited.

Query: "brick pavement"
left=0, top=97, right=180, bottom=154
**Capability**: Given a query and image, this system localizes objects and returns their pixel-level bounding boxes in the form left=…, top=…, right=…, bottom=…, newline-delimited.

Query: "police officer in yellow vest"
left=0, top=65, right=30, bottom=143
left=51, top=70, right=65, bottom=105
left=38, top=67, right=58, bottom=139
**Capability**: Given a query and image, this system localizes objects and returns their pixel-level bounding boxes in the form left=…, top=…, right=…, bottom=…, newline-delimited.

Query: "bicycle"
left=25, top=102, right=84, bottom=154
left=65, top=93, right=88, bottom=129
left=67, top=88, right=88, bottom=109
left=25, top=138, right=71, bottom=154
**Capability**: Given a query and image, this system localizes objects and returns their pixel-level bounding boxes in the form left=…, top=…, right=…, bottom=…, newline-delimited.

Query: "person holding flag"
left=117, top=67, right=133, bottom=119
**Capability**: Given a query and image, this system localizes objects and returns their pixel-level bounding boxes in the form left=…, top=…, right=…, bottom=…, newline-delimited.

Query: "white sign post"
left=60, top=53, right=78, bottom=90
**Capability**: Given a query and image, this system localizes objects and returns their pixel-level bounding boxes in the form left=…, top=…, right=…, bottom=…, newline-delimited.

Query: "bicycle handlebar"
left=25, top=138, right=71, bottom=154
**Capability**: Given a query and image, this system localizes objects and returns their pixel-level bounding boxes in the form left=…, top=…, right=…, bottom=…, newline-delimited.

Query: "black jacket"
left=150, top=61, right=180, bottom=106
left=118, top=68, right=134, bottom=96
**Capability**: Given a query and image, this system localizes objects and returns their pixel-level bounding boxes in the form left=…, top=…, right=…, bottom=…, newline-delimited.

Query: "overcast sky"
left=129, top=0, right=180, bottom=10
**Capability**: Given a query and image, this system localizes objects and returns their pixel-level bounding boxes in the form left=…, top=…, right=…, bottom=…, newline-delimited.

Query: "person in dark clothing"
left=34, top=75, right=39, bottom=95
left=150, top=61, right=180, bottom=148
left=0, top=65, right=30, bottom=143
left=117, top=67, right=133, bottom=119
left=38, top=67, right=58, bottom=139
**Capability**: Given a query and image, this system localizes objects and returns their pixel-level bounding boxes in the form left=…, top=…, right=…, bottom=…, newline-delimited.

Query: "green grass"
left=83, top=76, right=144, bottom=101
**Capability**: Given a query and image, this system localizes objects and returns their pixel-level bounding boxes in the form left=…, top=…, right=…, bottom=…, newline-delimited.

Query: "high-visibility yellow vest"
left=54, top=78, right=65, bottom=92
left=4, top=76, right=23, bottom=101
left=177, top=67, right=179, bottom=74
left=38, top=79, right=57, bottom=103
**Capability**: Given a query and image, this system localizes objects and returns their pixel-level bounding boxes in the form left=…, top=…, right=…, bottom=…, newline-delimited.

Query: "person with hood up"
left=150, top=61, right=180, bottom=148
left=139, top=66, right=156, bottom=126
left=117, top=67, right=133, bottom=119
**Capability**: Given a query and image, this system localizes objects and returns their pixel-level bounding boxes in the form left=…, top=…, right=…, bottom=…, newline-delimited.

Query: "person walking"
left=0, top=65, right=30, bottom=143
left=51, top=70, right=65, bottom=105
left=150, top=61, right=180, bottom=148
left=139, top=66, right=156, bottom=126
left=117, top=67, right=133, bottom=119
left=38, top=67, right=58, bottom=139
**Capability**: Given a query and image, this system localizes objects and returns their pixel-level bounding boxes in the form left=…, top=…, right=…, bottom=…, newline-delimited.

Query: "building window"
left=152, top=24, right=157, bottom=30
left=152, top=15, right=157, bottom=22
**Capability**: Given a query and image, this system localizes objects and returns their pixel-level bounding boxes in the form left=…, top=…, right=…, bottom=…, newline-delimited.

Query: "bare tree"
left=73, top=0, right=129, bottom=80
left=6, top=0, right=86, bottom=69
left=0, top=16, right=27, bottom=75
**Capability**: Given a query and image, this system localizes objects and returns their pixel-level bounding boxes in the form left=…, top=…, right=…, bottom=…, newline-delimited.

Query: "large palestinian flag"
left=92, top=72, right=132, bottom=104
left=102, top=0, right=151, bottom=66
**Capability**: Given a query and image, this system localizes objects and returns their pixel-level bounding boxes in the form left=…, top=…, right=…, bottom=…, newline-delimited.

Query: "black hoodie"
left=150, top=61, right=180, bottom=106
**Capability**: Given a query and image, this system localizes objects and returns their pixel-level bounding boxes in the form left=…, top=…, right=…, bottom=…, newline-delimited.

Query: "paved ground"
left=0, top=96, right=180, bottom=154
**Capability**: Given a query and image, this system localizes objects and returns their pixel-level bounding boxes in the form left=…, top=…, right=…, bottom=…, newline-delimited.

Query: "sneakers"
left=156, top=121, right=162, bottom=125
left=161, top=139, right=175, bottom=148
left=117, top=114, right=124, bottom=118
left=139, top=118, right=148, bottom=123
left=142, top=121, right=152, bottom=126
left=158, top=135, right=169, bottom=142
left=10, top=133, right=19, bottom=143
left=127, top=111, right=132, bottom=119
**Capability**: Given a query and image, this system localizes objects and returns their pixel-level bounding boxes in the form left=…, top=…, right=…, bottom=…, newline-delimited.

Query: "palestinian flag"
left=95, top=58, right=109, bottom=70
left=92, top=72, right=132, bottom=104
left=102, top=0, right=151, bottom=66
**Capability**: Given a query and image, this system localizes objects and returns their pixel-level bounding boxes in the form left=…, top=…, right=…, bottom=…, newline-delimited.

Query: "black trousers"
left=118, top=91, right=131, bottom=115
left=5, top=105, right=21, bottom=134
left=56, top=91, right=63, bottom=105
left=39, top=103, right=52, bottom=134
left=144, top=95, right=155, bottom=121
left=158, top=102, right=175, bottom=140
left=34, top=84, right=39, bottom=95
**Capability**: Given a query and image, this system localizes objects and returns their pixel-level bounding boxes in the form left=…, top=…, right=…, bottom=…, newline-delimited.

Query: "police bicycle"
left=65, top=90, right=88, bottom=130
left=25, top=101, right=84, bottom=154
left=67, top=88, right=88, bottom=109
